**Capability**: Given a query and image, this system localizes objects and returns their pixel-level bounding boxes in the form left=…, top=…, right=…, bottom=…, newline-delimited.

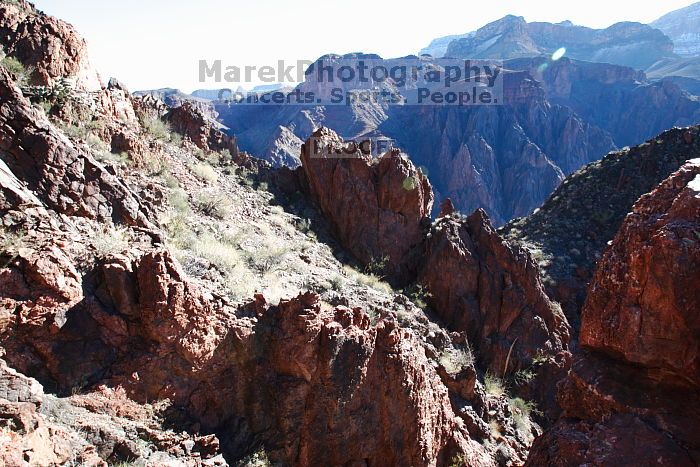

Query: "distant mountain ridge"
left=442, top=15, right=674, bottom=70
left=651, top=2, right=700, bottom=56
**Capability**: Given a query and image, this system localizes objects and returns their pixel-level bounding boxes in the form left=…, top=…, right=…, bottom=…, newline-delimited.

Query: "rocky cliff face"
left=418, top=210, right=571, bottom=417
left=503, top=125, right=700, bottom=326
left=299, top=127, right=433, bottom=284
left=0, top=0, right=102, bottom=90
left=526, top=158, right=700, bottom=466
left=506, top=57, right=700, bottom=147
left=382, top=72, right=615, bottom=224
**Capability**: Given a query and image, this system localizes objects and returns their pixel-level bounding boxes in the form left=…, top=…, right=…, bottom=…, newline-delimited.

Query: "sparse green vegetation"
left=513, top=368, right=536, bottom=386
left=1, top=226, right=26, bottom=267
left=92, top=226, right=129, bottom=258
left=509, top=396, right=540, bottom=432
left=439, top=346, right=474, bottom=374
left=192, top=233, right=243, bottom=272
left=343, top=264, right=392, bottom=294
left=403, top=283, right=431, bottom=309
left=141, top=153, right=167, bottom=176
left=531, top=350, right=549, bottom=366
left=1, top=55, right=26, bottom=77
left=329, top=274, right=343, bottom=291
left=364, top=255, right=388, bottom=277
left=168, top=189, right=191, bottom=214
left=26, top=78, right=73, bottom=107
left=160, top=173, right=179, bottom=189
left=484, top=372, right=506, bottom=397
left=164, top=212, right=195, bottom=249
left=240, top=447, right=272, bottom=467
left=141, top=116, right=172, bottom=141
left=244, top=245, right=290, bottom=273
left=95, top=151, right=129, bottom=165
left=194, top=191, right=233, bottom=219
left=191, top=162, right=218, bottom=183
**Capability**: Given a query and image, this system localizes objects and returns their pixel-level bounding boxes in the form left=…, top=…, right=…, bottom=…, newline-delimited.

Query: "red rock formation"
left=300, top=127, right=434, bottom=284
left=526, top=159, right=700, bottom=465
left=1, top=242, right=497, bottom=465
left=0, top=0, right=102, bottom=90
left=0, top=360, right=105, bottom=466
left=419, top=210, right=570, bottom=416
left=0, top=67, right=153, bottom=227
left=165, top=101, right=236, bottom=153
left=580, top=159, right=700, bottom=380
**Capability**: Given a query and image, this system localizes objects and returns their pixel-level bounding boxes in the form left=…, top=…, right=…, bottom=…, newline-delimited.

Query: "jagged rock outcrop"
left=1, top=242, right=498, bottom=465
left=0, top=67, right=153, bottom=227
left=0, top=0, right=101, bottom=90
left=300, top=127, right=434, bottom=283
left=580, top=159, right=700, bottom=378
left=503, top=125, right=700, bottom=326
left=134, top=88, right=218, bottom=119
left=165, top=101, right=236, bottom=154
left=526, top=159, right=700, bottom=466
left=419, top=210, right=570, bottom=416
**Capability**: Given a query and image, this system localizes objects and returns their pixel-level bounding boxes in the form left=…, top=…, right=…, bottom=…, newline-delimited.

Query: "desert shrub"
left=0, top=227, right=26, bottom=266
left=163, top=213, right=195, bottom=249
left=364, top=255, right=388, bottom=277
left=160, top=173, right=179, bottom=188
left=439, top=346, right=474, bottom=374
left=194, top=191, right=233, bottom=219
left=168, top=189, right=191, bottom=214
left=170, top=131, right=183, bottom=146
left=403, top=283, right=431, bottom=309
left=244, top=245, right=290, bottom=273
left=60, top=122, right=89, bottom=140
left=531, top=350, right=549, bottom=366
left=294, top=217, right=312, bottom=235
left=191, top=162, right=218, bottom=183
left=85, top=132, right=109, bottom=152
left=26, top=78, right=73, bottom=106
left=240, top=447, right=271, bottom=467
left=141, top=116, right=171, bottom=141
left=192, top=233, right=242, bottom=272
left=509, top=397, right=540, bottom=432
left=513, top=368, right=536, bottom=386
left=141, top=153, right=167, bottom=176
left=95, top=151, right=129, bottom=165
left=1, top=55, right=25, bottom=76
left=484, top=372, right=506, bottom=397
left=92, top=226, right=129, bottom=258
left=328, top=274, right=343, bottom=291
left=343, top=264, right=392, bottom=294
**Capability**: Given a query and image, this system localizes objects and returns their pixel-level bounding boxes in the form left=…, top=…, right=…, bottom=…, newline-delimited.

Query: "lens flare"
left=551, top=47, right=566, bottom=61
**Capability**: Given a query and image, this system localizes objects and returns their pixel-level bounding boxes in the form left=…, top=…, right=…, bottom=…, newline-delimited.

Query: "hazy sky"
left=32, top=0, right=696, bottom=92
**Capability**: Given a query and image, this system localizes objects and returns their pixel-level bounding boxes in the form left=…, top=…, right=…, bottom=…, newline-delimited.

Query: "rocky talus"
left=526, top=159, right=700, bottom=466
